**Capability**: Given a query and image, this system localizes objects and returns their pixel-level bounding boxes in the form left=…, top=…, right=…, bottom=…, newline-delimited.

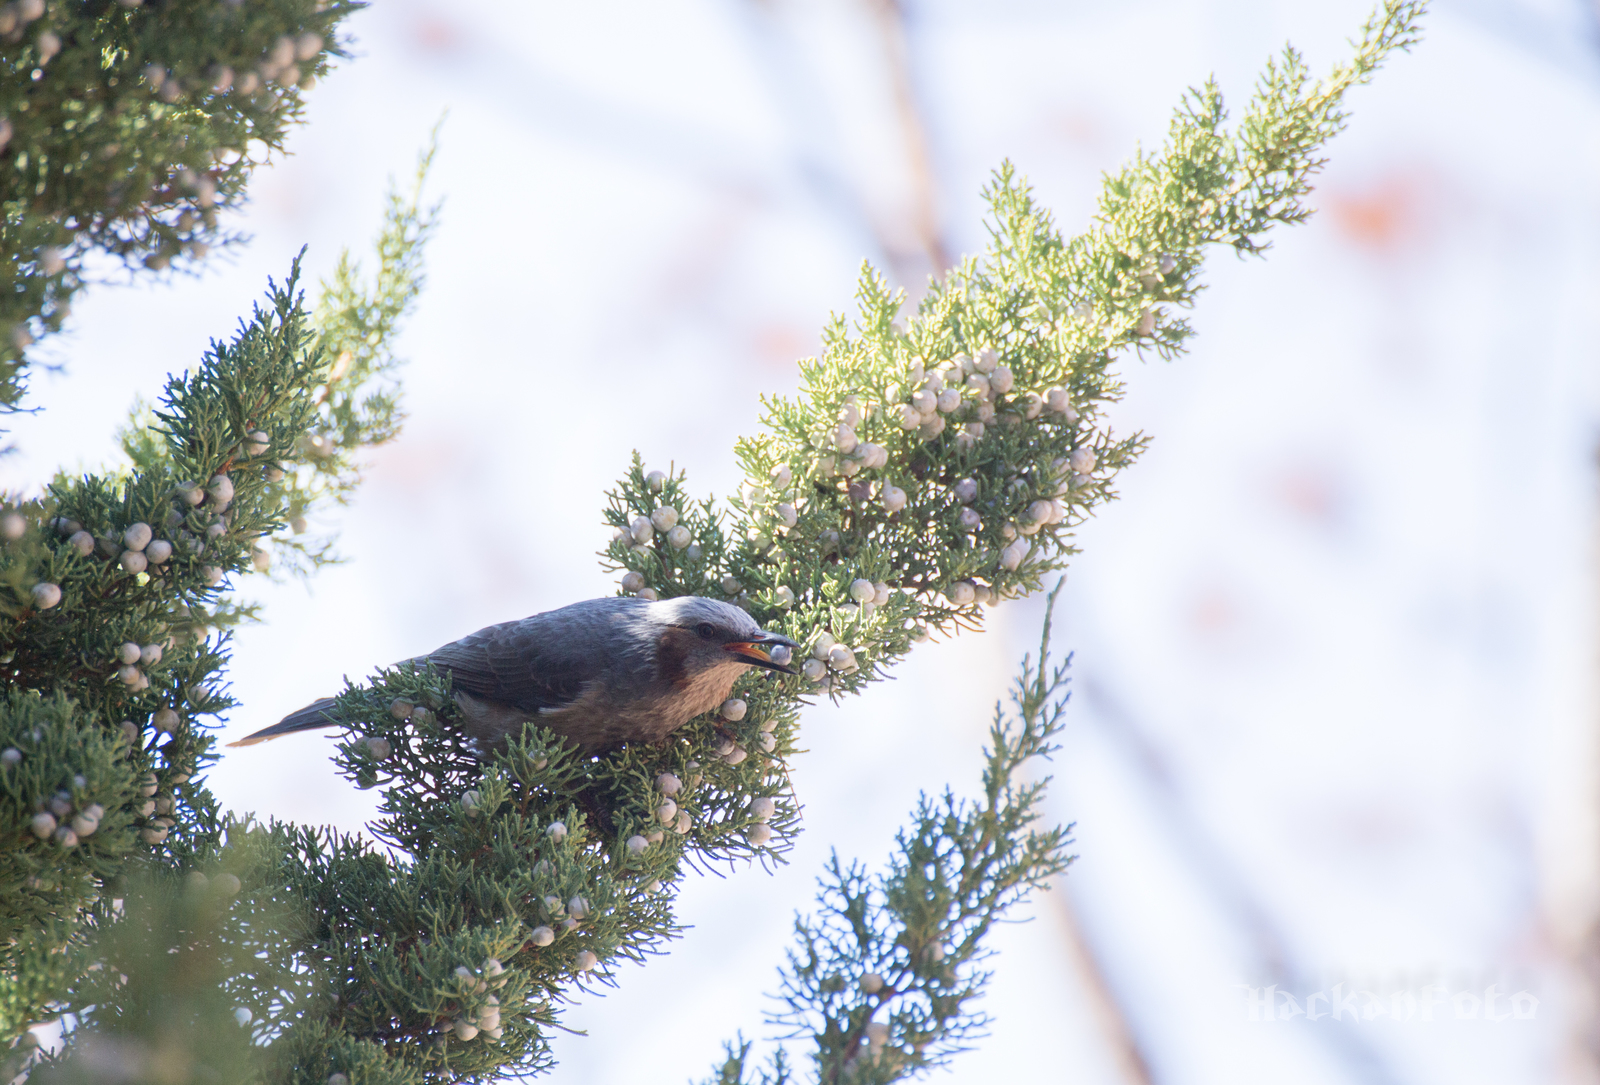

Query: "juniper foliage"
left=0, top=0, right=360, bottom=409
left=0, top=2, right=1424, bottom=1083
left=0, top=158, right=437, bottom=1081
left=700, top=585, right=1074, bottom=1085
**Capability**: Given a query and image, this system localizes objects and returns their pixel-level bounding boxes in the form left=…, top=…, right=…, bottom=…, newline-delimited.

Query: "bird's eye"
left=695, top=622, right=717, bottom=640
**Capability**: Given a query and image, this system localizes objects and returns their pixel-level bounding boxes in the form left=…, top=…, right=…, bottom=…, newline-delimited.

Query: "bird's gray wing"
left=230, top=598, right=651, bottom=750
left=424, top=616, right=601, bottom=714
left=226, top=620, right=580, bottom=748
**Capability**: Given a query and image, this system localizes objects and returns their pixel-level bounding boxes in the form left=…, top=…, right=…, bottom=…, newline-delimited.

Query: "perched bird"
left=228, top=596, right=797, bottom=755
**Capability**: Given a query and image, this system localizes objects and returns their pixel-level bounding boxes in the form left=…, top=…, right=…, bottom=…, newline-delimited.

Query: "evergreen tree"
left=0, top=3, right=1425, bottom=1082
left=0, top=0, right=359, bottom=408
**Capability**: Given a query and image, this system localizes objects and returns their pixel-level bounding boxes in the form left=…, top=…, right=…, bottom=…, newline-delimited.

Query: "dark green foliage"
left=0, top=692, right=136, bottom=919
left=0, top=147, right=435, bottom=1076
left=0, top=266, right=350, bottom=1062
left=31, top=859, right=273, bottom=1085
left=0, top=688, right=140, bottom=1040
left=0, top=0, right=362, bottom=408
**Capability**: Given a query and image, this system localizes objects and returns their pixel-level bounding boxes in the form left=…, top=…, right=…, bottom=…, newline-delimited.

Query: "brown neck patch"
left=656, top=627, right=696, bottom=689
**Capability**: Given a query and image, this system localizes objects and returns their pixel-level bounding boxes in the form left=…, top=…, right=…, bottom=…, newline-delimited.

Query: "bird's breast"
left=656, top=655, right=746, bottom=724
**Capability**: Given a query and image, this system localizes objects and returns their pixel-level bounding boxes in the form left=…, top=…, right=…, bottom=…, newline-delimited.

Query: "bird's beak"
left=724, top=631, right=799, bottom=674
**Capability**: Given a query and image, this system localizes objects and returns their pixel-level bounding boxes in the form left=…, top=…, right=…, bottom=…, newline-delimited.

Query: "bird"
left=227, top=595, right=799, bottom=755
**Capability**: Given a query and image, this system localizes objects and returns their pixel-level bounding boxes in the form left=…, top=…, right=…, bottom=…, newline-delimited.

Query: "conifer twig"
left=700, top=581, right=1074, bottom=1085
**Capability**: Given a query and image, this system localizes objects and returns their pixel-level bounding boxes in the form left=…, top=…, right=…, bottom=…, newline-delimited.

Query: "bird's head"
left=649, top=596, right=799, bottom=678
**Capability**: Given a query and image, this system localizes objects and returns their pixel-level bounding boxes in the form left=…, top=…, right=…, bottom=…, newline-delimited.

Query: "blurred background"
left=4, top=0, right=1599, bottom=1081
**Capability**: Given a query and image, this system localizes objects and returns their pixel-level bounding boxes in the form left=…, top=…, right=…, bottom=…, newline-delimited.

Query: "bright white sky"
left=9, top=1, right=1600, bottom=1082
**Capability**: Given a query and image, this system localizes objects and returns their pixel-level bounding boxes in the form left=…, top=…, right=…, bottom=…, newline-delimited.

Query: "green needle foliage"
left=701, top=586, right=1074, bottom=1085
left=1, top=2, right=1424, bottom=1083
left=118, top=134, right=441, bottom=583
left=0, top=153, right=438, bottom=1080
left=0, top=0, right=361, bottom=409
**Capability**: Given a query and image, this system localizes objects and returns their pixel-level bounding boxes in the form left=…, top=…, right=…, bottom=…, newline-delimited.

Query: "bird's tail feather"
left=226, top=697, right=340, bottom=748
